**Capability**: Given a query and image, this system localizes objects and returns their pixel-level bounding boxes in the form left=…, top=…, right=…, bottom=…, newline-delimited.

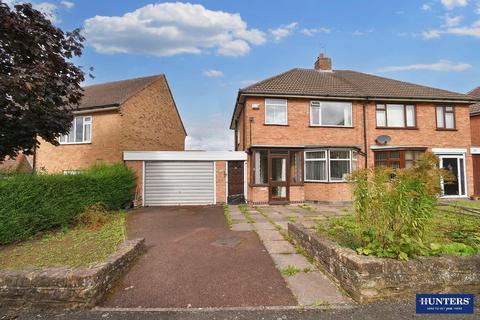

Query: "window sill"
left=304, top=180, right=348, bottom=184
left=436, top=128, right=457, bottom=131
left=309, top=125, right=354, bottom=129
left=250, top=184, right=269, bottom=187
left=58, top=142, right=92, bottom=145
left=375, top=127, right=418, bottom=130
left=263, top=123, right=289, bottom=126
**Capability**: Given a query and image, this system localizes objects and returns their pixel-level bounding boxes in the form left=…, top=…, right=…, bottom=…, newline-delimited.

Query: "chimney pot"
left=314, top=53, right=332, bottom=71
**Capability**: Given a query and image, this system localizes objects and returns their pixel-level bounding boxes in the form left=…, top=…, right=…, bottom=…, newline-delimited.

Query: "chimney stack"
left=314, top=53, right=332, bottom=71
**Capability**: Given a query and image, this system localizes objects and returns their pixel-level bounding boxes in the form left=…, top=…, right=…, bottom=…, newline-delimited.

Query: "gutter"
left=72, top=105, right=120, bottom=115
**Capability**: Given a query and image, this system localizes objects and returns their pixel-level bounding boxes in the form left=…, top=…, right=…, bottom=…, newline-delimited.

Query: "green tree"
left=0, top=2, right=86, bottom=161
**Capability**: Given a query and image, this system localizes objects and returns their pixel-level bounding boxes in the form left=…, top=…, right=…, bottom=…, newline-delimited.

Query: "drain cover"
left=211, top=234, right=242, bottom=248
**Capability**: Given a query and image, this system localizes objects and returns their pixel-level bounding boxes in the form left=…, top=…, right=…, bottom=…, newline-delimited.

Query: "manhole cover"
left=211, top=234, right=242, bottom=248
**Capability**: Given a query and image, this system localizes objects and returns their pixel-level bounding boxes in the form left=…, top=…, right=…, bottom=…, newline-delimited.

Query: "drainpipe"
left=363, top=99, right=370, bottom=168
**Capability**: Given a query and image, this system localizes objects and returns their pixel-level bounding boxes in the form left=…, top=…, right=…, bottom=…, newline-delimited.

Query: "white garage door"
left=144, top=161, right=215, bottom=206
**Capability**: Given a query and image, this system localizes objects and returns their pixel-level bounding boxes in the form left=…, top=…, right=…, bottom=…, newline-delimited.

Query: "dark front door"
left=473, top=155, right=480, bottom=196
left=227, top=161, right=245, bottom=204
left=269, top=155, right=289, bottom=203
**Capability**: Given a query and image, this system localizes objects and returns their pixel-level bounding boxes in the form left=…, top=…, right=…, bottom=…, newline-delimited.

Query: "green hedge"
left=0, top=164, right=136, bottom=244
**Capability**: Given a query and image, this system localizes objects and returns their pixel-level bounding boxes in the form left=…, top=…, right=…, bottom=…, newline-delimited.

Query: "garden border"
left=0, top=238, right=145, bottom=309
left=288, top=223, right=480, bottom=303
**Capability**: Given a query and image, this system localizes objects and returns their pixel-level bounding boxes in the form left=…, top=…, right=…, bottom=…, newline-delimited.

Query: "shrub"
left=0, top=164, right=136, bottom=244
left=348, top=152, right=453, bottom=260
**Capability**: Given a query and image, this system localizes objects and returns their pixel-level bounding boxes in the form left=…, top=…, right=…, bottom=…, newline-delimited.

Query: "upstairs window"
left=265, top=99, right=287, bottom=125
left=310, top=101, right=352, bottom=127
left=59, top=116, right=92, bottom=144
left=436, top=106, right=455, bottom=129
left=376, top=104, right=415, bottom=128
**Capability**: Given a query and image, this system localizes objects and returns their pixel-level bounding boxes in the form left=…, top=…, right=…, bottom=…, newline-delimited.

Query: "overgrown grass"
left=0, top=210, right=126, bottom=269
left=449, top=200, right=480, bottom=209
left=238, top=204, right=254, bottom=224
left=280, top=265, right=301, bottom=276
left=316, top=209, right=480, bottom=258
left=223, top=204, right=233, bottom=228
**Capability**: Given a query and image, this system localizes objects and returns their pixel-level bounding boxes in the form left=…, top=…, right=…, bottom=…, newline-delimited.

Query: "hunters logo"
left=416, top=294, right=475, bottom=314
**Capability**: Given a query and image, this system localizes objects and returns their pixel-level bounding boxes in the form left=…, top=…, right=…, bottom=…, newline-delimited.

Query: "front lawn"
left=0, top=211, right=126, bottom=269
left=316, top=209, right=480, bottom=258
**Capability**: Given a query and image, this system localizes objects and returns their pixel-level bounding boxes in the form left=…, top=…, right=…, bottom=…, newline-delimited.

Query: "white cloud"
left=423, top=19, right=480, bottom=38
left=476, top=1, right=480, bottom=14
left=441, top=0, right=469, bottom=10
left=443, top=14, right=463, bottom=27
left=353, top=28, right=374, bottom=36
left=203, top=69, right=224, bottom=77
left=270, top=22, right=298, bottom=41
left=300, top=27, right=331, bottom=36
left=84, top=2, right=266, bottom=57
left=421, top=4, right=432, bottom=10
left=33, top=2, right=59, bottom=23
left=60, top=1, right=74, bottom=9
left=379, top=60, right=472, bottom=72
left=185, top=113, right=234, bottom=150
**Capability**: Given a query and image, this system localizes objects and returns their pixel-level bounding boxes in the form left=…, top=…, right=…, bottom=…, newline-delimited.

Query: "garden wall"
left=0, top=238, right=144, bottom=309
left=289, top=223, right=480, bottom=303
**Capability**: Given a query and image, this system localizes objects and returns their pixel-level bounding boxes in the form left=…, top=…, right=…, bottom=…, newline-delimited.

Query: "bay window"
left=304, top=149, right=357, bottom=182
left=436, top=106, right=455, bottom=129
left=253, top=150, right=268, bottom=184
left=59, top=116, right=92, bottom=144
left=310, top=101, right=352, bottom=127
left=265, top=99, right=287, bottom=125
left=376, top=104, right=416, bottom=128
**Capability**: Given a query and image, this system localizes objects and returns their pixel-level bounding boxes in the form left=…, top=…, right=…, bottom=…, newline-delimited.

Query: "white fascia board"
left=471, top=147, right=480, bottom=154
left=431, top=148, right=467, bottom=154
left=123, top=151, right=247, bottom=161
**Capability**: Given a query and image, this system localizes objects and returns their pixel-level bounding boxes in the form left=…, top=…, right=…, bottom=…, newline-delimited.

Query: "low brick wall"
left=0, top=238, right=145, bottom=309
left=288, top=223, right=480, bottom=303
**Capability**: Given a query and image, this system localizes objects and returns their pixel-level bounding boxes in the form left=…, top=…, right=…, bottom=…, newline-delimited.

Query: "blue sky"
left=8, top=0, right=480, bottom=149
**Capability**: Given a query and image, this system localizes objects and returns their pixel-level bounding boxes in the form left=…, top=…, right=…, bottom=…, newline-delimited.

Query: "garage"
left=123, top=151, right=247, bottom=206
left=144, top=161, right=214, bottom=206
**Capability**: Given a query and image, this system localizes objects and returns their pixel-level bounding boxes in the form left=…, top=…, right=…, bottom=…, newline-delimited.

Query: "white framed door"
left=438, top=154, right=467, bottom=198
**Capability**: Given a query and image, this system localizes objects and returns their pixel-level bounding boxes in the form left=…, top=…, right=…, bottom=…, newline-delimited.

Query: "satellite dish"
left=376, top=135, right=391, bottom=145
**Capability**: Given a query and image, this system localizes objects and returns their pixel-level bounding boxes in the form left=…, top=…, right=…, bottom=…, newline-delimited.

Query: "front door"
left=269, top=155, right=289, bottom=203
left=439, top=155, right=467, bottom=197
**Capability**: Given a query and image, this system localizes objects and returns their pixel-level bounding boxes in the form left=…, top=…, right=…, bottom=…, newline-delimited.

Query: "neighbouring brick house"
left=0, top=154, right=33, bottom=173
left=35, top=75, right=187, bottom=175
left=468, top=87, right=480, bottom=196
left=230, top=54, right=477, bottom=204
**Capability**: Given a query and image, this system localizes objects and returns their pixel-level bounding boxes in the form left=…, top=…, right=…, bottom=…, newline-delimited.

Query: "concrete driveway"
left=101, top=206, right=296, bottom=308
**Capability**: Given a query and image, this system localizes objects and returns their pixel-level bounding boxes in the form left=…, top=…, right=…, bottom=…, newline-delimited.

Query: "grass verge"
left=223, top=204, right=233, bottom=228
left=238, top=204, right=254, bottom=224
left=0, top=211, right=126, bottom=269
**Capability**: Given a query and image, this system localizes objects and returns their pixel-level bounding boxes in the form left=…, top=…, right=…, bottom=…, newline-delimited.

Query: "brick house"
left=468, top=87, right=480, bottom=196
left=35, top=74, right=187, bottom=174
left=230, top=54, right=477, bottom=204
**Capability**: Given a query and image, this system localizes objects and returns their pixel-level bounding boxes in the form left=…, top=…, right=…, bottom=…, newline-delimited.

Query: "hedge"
left=0, top=164, right=136, bottom=244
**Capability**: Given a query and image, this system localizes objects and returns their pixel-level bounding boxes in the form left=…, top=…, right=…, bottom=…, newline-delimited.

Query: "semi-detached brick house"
left=468, top=87, right=480, bottom=196
left=230, top=54, right=478, bottom=204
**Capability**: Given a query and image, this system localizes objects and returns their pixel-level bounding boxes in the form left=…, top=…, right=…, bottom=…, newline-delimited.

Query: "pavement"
left=2, top=302, right=478, bottom=320
left=229, top=205, right=351, bottom=307
left=100, top=206, right=296, bottom=308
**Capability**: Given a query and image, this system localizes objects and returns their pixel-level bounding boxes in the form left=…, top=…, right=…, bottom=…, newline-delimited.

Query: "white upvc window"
left=59, top=116, right=92, bottom=144
left=304, top=149, right=357, bottom=182
left=310, top=101, right=353, bottom=127
left=265, top=99, right=288, bottom=125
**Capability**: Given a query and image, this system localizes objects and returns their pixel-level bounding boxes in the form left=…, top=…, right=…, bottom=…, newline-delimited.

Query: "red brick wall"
left=216, top=161, right=227, bottom=204
left=471, top=115, right=480, bottom=146
left=238, top=97, right=474, bottom=201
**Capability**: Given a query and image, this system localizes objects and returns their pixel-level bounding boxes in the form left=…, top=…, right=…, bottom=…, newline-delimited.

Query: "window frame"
left=59, top=115, right=92, bottom=145
left=252, top=149, right=269, bottom=186
left=304, top=149, right=357, bottom=183
left=375, top=103, right=417, bottom=129
left=373, top=148, right=426, bottom=169
left=250, top=149, right=304, bottom=187
left=309, top=101, right=353, bottom=127
left=435, top=105, right=456, bottom=130
left=264, top=98, right=288, bottom=125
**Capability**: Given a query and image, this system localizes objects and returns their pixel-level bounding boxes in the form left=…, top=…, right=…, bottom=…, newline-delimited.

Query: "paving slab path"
left=231, top=204, right=352, bottom=307
left=101, top=206, right=296, bottom=308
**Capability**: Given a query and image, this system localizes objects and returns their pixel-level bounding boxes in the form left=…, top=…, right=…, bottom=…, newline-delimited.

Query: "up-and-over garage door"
left=144, top=161, right=215, bottom=206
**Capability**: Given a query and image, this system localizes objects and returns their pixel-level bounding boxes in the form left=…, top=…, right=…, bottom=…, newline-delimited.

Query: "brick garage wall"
left=305, top=183, right=352, bottom=202
left=289, top=223, right=480, bottom=303
left=125, top=160, right=143, bottom=206
left=36, top=110, right=123, bottom=173
left=120, top=76, right=186, bottom=152
left=216, top=161, right=227, bottom=204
